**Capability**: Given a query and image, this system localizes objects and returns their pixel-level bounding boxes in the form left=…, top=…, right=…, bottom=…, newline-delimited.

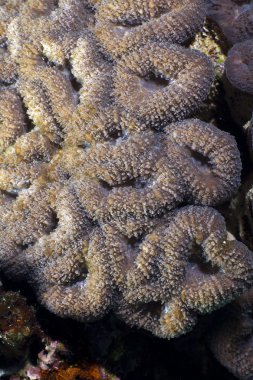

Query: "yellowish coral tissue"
left=0, top=0, right=252, bottom=340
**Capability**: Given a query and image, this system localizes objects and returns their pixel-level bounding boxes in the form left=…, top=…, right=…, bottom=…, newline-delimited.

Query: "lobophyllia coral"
left=1, top=0, right=214, bottom=142
left=114, top=44, right=214, bottom=128
left=95, top=0, right=207, bottom=58
left=109, top=206, right=253, bottom=339
left=0, top=48, right=17, bottom=85
left=0, top=0, right=25, bottom=43
left=65, top=119, right=241, bottom=236
left=0, top=0, right=252, bottom=343
left=0, top=180, right=114, bottom=321
left=209, top=288, right=253, bottom=380
left=0, top=89, right=56, bottom=191
left=207, top=0, right=253, bottom=123
left=207, top=0, right=253, bottom=45
left=225, top=39, right=253, bottom=95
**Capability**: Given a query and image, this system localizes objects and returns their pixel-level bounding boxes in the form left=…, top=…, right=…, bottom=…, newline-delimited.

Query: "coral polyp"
left=0, top=0, right=252, bottom=347
left=114, top=44, right=214, bottom=127
left=39, top=228, right=113, bottom=321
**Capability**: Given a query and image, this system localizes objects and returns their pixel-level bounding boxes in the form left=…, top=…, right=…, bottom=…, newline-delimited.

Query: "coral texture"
left=0, top=89, right=56, bottom=191
left=0, top=0, right=252, bottom=342
left=209, top=288, right=253, bottom=380
left=114, top=44, right=214, bottom=128
left=112, top=206, right=253, bottom=339
left=65, top=119, right=241, bottom=235
left=207, top=0, right=253, bottom=97
left=207, top=0, right=253, bottom=45
left=225, top=39, right=253, bottom=95
left=95, top=0, right=207, bottom=57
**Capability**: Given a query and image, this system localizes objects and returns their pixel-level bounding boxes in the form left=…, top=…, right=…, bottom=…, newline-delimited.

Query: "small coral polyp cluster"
left=0, top=0, right=253, bottom=341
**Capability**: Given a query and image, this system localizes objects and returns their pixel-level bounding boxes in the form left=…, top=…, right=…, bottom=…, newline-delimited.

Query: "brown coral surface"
left=0, top=0, right=252, bottom=346
left=207, top=0, right=253, bottom=108
left=95, top=0, right=207, bottom=57
left=207, top=0, right=253, bottom=45
left=112, top=206, right=253, bottom=339
left=225, top=39, right=253, bottom=95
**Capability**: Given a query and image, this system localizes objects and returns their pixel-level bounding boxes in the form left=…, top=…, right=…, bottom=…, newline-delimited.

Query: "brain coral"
left=209, top=288, right=253, bottom=380
left=63, top=119, right=241, bottom=236
left=114, top=44, right=214, bottom=128
left=0, top=0, right=252, bottom=341
left=95, top=0, right=207, bottom=57
left=111, top=206, right=253, bottom=339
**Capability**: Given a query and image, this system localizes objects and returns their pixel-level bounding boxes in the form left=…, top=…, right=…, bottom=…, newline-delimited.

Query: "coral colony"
left=0, top=0, right=253, bottom=378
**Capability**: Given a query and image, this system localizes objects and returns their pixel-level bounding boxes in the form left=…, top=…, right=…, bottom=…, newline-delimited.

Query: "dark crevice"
left=126, top=234, right=144, bottom=250
left=67, top=264, right=89, bottom=286
left=65, top=60, right=82, bottom=93
left=114, top=19, right=142, bottom=28
left=99, top=177, right=149, bottom=191
left=241, top=214, right=253, bottom=248
left=141, top=73, right=170, bottom=93
left=0, top=77, right=18, bottom=86
left=189, top=244, right=220, bottom=275
left=1, top=190, right=19, bottom=199
left=107, top=128, right=123, bottom=140
left=0, top=38, right=8, bottom=49
left=141, top=301, right=162, bottom=318
left=21, top=101, right=36, bottom=133
left=62, top=172, right=71, bottom=180
left=17, top=241, right=35, bottom=251
left=186, top=147, right=212, bottom=167
left=42, top=55, right=56, bottom=68
left=70, top=75, right=82, bottom=93
left=99, top=179, right=113, bottom=191
left=82, top=142, right=91, bottom=150
left=44, top=211, right=59, bottom=235
left=248, top=196, right=253, bottom=220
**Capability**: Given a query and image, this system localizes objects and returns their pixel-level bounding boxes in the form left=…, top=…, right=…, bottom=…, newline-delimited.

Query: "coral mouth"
left=140, top=74, right=170, bottom=93
left=186, top=147, right=212, bottom=168
left=187, top=246, right=220, bottom=278
left=142, top=301, right=162, bottom=318
left=111, top=7, right=170, bottom=38
left=112, top=24, right=139, bottom=38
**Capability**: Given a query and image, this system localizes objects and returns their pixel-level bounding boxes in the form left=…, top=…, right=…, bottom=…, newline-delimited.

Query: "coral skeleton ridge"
left=0, top=0, right=253, bottom=344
